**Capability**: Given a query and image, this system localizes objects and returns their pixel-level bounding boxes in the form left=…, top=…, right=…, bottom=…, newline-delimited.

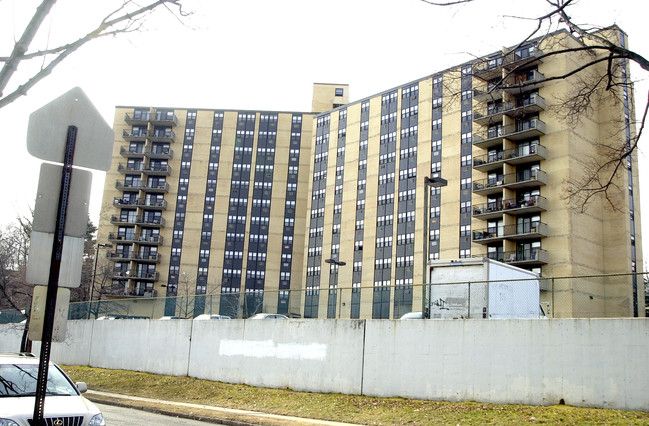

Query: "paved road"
left=96, top=402, right=220, bottom=425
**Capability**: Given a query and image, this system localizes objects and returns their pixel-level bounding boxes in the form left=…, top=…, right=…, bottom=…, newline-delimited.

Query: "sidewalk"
left=86, top=390, right=360, bottom=426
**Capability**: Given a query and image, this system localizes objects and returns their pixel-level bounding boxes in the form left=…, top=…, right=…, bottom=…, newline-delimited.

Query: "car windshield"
left=0, top=364, right=78, bottom=397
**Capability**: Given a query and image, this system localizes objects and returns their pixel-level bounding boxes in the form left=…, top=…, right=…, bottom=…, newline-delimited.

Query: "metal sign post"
left=26, top=87, right=114, bottom=425
left=32, top=125, right=77, bottom=424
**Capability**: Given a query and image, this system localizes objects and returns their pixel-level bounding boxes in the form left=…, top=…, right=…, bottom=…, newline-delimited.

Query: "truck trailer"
left=425, top=258, right=541, bottom=319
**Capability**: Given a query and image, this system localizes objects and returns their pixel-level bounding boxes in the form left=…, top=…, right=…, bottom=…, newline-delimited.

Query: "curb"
left=86, top=390, right=359, bottom=426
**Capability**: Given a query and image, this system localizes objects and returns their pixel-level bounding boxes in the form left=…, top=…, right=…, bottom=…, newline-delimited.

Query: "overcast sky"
left=1, top=0, right=646, bottom=260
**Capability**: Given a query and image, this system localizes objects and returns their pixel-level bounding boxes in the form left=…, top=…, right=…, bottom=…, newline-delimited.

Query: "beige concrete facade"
left=302, top=27, right=643, bottom=319
left=98, top=27, right=643, bottom=320
left=98, top=108, right=313, bottom=317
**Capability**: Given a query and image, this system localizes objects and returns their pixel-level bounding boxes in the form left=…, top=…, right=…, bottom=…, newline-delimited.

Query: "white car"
left=248, top=313, right=288, bottom=319
left=0, top=353, right=105, bottom=426
left=193, top=314, right=231, bottom=320
left=399, top=311, right=423, bottom=319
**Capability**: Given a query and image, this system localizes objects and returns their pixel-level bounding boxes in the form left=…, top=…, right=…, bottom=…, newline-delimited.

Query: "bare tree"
left=421, top=0, right=648, bottom=210
left=0, top=217, right=33, bottom=317
left=0, top=0, right=188, bottom=110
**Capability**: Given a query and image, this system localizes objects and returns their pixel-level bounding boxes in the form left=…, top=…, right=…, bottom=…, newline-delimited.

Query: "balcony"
left=135, top=216, right=165, bottom=227
left=117, top=163, right=144, bottom=173
left=503, top=47, right=544, bottom=70
left=124, top=111, right=150, bottom=125
left=122, top=129, right=148, bottom=141
left=132, top=271, right=160, bottom=281
left=473, top=95, right=546, bottom=125
left=143, top=164, right=171, bottom=176
left=107, top=251, right=137, bottom=262
left=504, top=70, right=546, bottom=95
left=103, top=284, right=157, bottom=298
left=108, top=233, right=135, bottom=244
left=109, top=269, right=132, bottom=279
left=113, top=197, right=139, bottom=207
left=138, top=199, right=167, bottom=210
left=473, top=119, right=546, bottom=149
left=472, top=196, right=548, bottom=219
left=150, top=110, right=178, bottom=126
left=148, top=129, right=176, bottom=143
left=473, top=85, right=504, bottom=102
left=473, top=222, right=548, bottom=244
left=120, top=146, right=145, bottom=158
left=473, top=57, right=504, bottom=80
left=144, top=147, right=173, bottom=160
left=110, top=215, right=138, bottom=226
left=473, top=169, right=547, bottom=195
left=115, top=180, right=144, bottom=191
left=488, top=248, right=549, bottom=266
left=137, top=234, right=163, bottom=245
left=473, top=144, right=547, bottom=172
left=141, top=182, right=169, bottom=193
left=133, top=253, right=161, bottom=263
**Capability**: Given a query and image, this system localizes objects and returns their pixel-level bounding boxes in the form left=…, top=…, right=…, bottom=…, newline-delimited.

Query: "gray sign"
left=32, top=163, right=91, bottom=237
left=26, top=86, right=114, bottom=171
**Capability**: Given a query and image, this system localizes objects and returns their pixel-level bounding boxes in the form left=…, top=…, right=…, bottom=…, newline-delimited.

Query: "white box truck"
left=425, top=258, right=541, bottom=319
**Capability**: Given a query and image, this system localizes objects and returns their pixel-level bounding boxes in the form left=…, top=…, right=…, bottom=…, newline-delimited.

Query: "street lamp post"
left=87, top=243, right=113, bottom=319
left=422, top=175, right=447, bottom=318
left=325, top=258, right=346, bottom=318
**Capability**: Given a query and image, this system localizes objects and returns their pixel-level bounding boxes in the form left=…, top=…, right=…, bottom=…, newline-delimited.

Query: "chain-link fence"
left=2, top=272, right=646, bottom=323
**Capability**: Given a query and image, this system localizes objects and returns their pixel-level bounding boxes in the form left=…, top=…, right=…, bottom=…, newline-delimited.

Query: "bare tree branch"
left=0, top=0, right=189, bottom=110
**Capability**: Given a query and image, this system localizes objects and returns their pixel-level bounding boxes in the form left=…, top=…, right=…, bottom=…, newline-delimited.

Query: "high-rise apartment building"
left=97, top=27, right=643, bottom=319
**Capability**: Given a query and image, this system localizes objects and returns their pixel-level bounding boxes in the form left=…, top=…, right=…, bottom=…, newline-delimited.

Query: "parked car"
left=400, top=311, right=423, bottom=319
left=158, top=316, right=183, bottom=320
left=0, top=352, right=106, bottom=426
left=193, top=314, right=231, bottom=320
left=248, top=313, right=288, bottom=319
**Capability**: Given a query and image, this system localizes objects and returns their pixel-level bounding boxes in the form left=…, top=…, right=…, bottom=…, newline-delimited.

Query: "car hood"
left=0, top=394, right=100, bottom=418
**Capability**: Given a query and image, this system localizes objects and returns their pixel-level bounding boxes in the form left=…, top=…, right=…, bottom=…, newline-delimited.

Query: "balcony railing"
left=472, top=196, right=547, bottom=219
left=503, top=70, right=546, bottom=94
left=149, top=129, right=176, bottom=143
left=144, top=147, right=173, bottom=159
left=132, top=271, right=160, bottom=281
left=137, top=234, right=163, bottom=245
left=107, top=251, right=136, bottom=261
left=472, top=144, right=547, bottom=171
left=115, top=180, right=144, bottom=191
left=117, top=163, right=144, bottom=173
left=473, top=119, right=546, bottom=148
left=488, top=248, right=549, bottom=265
left=108, top=233, right=162, bottom=245
left=109, top=269, right=131, bottom=279
left=141, top=182, right=169, bottom=193
left=135, top=216, right=165, bottom=227
left=134, top=253, right=161, bottom=263
left=122, top=129, right=148, bottom=141
left=503, top=47, right=544, bottom=70
left=110, top=215, right=165, bottom=227
left=103, top=286, right=157, bottom=298
left=120, top=146, right=145, bottom=157
left=473, top=95, right=546, bottom=125
left=150, top=110, right=178, bottom=126
left=473, top=169, right=547, bottom=195
left=124, top=111, right=150, bottom=124
left=143, top=164, right=171, bottom=176
left=108, top=232, right=135, bottom=243
left=110, top=215, right=138, bottom=225
left=113, top=197, right=139, bottom=207
left=472, top=222, right=548, bottom=244
left=138, top=199, right=167, bottom=210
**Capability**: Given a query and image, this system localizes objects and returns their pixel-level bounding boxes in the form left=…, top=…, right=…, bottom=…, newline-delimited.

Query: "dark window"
left=335, top=88, right=344, bottom=96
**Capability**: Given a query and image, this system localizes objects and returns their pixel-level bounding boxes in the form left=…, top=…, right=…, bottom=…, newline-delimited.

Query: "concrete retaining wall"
left=189, top=319, right=365, bottom=394
left=1, top=318, right=647, bottom=411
